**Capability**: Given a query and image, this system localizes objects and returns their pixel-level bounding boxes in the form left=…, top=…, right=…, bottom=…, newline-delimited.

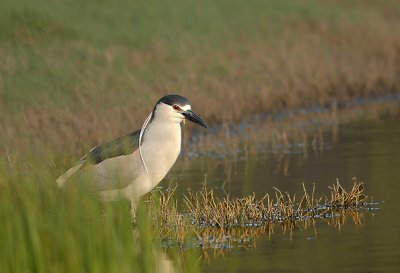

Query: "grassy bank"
left=1, top=0, right=400, bottom=158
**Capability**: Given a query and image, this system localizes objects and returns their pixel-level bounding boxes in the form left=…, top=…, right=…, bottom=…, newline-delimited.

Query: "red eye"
left=172, top=104, right=180, bottom=110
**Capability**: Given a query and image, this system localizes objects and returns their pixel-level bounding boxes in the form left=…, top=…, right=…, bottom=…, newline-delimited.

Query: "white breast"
left=141, top=119, right=182, bottom=184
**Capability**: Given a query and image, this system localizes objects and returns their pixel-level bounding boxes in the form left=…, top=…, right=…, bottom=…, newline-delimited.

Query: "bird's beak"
left=182, top=110, right=207, bottom=128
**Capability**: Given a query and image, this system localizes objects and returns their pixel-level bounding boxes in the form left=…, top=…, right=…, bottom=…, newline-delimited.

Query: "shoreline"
left=185, top=92, right=400, bottom=155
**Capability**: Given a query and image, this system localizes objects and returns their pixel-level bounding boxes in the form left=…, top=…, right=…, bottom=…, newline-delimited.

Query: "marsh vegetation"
left=147, top=179, right=370, bottom=249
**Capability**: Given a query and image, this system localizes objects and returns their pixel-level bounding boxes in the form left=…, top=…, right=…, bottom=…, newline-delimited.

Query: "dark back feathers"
left=81, top=130, right=141, bottom=165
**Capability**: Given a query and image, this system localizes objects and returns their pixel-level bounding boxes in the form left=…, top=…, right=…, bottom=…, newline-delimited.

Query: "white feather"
left=56, top=162, right=84, bottom=188
left=139, top=112, right=152, bottom=173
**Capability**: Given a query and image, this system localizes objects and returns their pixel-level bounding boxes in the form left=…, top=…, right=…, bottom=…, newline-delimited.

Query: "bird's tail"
left=56, top=163, right=84, bottom=189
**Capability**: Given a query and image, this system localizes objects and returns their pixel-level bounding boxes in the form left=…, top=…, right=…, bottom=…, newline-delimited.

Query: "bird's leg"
left=130, top=199, right=139, bottom=225
left=130, top=206, right=136, bottom=222
left=98, top=201, right=107, bottom=222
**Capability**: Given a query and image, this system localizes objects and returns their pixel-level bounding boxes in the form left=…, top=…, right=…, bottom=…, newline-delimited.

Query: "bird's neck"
left=145, top=118, right=182, bottom=141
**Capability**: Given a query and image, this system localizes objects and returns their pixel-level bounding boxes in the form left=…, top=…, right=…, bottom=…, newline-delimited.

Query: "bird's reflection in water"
left=131, top=227, right=178, bottom=273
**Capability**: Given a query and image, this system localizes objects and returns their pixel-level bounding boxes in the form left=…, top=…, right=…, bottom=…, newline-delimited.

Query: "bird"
left=56, top=94, right=207, bottom=218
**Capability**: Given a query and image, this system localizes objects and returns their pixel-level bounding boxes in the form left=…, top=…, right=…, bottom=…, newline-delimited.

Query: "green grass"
left=0, top=0, right=358, bottom=48
left=0, top=161, right=199, bottom=273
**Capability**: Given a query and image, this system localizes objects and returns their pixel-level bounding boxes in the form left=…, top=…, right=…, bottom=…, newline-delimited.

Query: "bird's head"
left=154, top=95, right=207, bottom=128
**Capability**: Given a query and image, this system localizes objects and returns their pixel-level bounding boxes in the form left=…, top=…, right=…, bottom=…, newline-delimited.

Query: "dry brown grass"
left=1, top=12, right=400, bottom=159
left=146, top=178, right=371, bottom=249
left=186, top=98, right=400, bottom=160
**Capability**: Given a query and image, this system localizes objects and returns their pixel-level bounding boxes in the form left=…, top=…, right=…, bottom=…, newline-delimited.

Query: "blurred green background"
left=1, top=0, right=399, bottom=157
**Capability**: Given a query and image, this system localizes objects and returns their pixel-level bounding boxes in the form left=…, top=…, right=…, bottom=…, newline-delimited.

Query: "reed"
left=0, top=162, right=199, bottom=273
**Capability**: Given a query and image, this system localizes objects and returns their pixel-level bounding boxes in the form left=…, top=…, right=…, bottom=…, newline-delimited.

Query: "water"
left=169, top=114, right=400, bottom=272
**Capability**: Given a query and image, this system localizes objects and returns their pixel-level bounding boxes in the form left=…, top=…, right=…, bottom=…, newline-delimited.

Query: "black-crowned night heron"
left=56, top=94, right=207, bottom=217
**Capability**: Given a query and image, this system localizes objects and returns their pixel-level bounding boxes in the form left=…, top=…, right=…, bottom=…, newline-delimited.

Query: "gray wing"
left=56, top=130, right=143, bottom=191
left=81, top=130, right=141, bottom=165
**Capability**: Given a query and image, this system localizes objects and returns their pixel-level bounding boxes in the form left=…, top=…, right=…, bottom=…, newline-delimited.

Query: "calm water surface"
left=170, top=115, right=400, bottom=272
